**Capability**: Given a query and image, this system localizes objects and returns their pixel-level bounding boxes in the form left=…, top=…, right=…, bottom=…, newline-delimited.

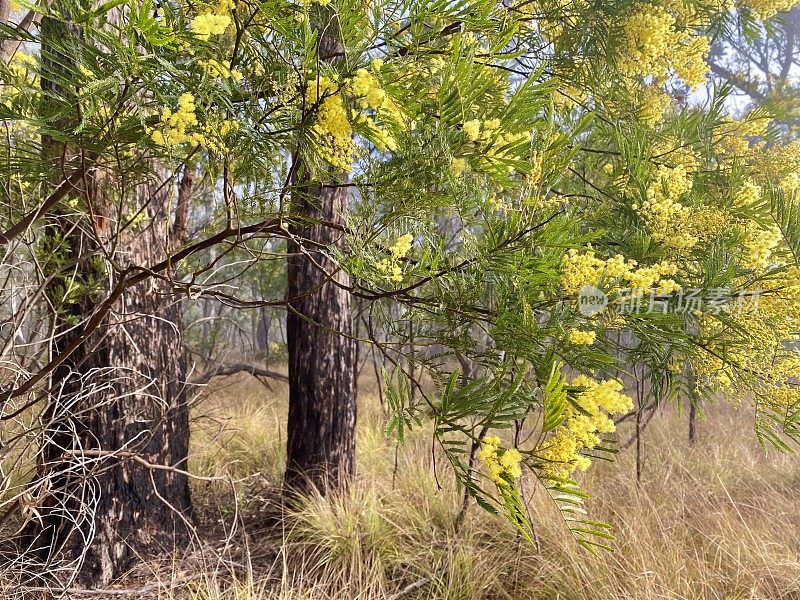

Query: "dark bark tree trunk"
left=284, top=180, right=356, bottom=494
left=254, top=306, right=269, bottom=353
left=21, top=7, right=192, bottom=586
left=684, top=350, right=699, bottom=445
left=282, top=14, right=356, bottom=495
left=25, top=187, right=194, bottom=586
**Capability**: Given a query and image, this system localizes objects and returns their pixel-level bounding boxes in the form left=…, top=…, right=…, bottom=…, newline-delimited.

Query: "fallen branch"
left=190, top=363, right=288, bottom=386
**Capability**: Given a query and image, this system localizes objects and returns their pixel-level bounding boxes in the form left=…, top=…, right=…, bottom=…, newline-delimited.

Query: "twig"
left=61, top=449, right=223, bottom=482
left=386, top=577, right=431, bottom=600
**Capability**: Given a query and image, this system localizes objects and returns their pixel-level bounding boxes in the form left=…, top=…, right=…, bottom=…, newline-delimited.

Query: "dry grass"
left=129, top=373, right=800, bottom=599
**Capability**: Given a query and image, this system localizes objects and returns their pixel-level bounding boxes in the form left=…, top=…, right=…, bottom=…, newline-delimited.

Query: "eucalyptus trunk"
left=282, top=16, right=356, bottom=495
left=284, top=180, right=356, bottom=493
left=21, top=7, right=192, bottom=586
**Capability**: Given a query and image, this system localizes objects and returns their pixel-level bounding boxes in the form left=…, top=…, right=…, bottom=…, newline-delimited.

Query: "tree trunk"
left=284, top=180, right=356, bottom=494
left=24, top=185, right=193, bottom=586
left=255, top=306, right=269, bottom=353
left=21, top=7, right=192, bottom=586
left=283, top=13, right=356, bottom=495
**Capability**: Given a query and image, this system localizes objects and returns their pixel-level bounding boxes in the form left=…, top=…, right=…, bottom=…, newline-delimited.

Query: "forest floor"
left=78, top=370, right=800, bottom=599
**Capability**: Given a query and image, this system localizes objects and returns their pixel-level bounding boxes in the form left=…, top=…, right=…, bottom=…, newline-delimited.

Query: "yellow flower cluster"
left=750, top=141, right=800, bottom=189
left=191, top=0, right=234, bottom=40
left=561, top=247, right=680, bottom=296
left=389, top=233, right=413, bottom=259
left=377, top=261, right=402, bottom=282
left=452, top=157, right=468, bottom=177
left=636, top=84, right=673, bottom=125
left=151, top=92, right=200, bottom=147
left=200, top=59, right=243, bottom=81
left=528, top=151, right=543, bottom=187
left=377, top=234, right=413, bottom=282
left=671, top=34, right=711, bottom=87
left=538, top=376, right=633, bottom=477
left=695, top=268, right=800, bottom=416
left=460, top=118, right=530, bottom=171
left=714, top=115, right=770, bottom=159
left=568, top=329, right=596, bottom=345
left=347, top=68, right=404, bottom=151
left=619, top=5, right=710, bottom=88
left=741, top=224, right=782, bottom=270
left=463, top=119, right=481, bottom=141
left=735, top=179, right=762, bottom=207
left=478, top=436, right=523, bottom=486
left=740, top=0, right=798, bottom=18
left=651, top=136, right=701, bottom=172
left=305, top=76, right=354, bottom=171
left=150, top=93, right=238, bottom=154
left=635, top=164, right=698, bottom=251
left=620, top=6, right=675, bottom=78
left=691, top=206, right=732, bottom=244
left=347, top=68, right=388, bottom=112
left=781, top=172, right=800, bottom=195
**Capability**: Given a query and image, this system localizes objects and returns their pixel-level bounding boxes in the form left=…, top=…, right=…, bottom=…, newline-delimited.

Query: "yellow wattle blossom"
left=636, top=164, right=699, bottom=251
left=200, top=59, right=243, bottom=81
left=619, top=5, right=675, bottom=81
left=463, top=119, right=481, bottom=142
left=739, top=0, right=799, bottom=19
left=561, top=247, right=680, bottom=296
left=651, top=136, right=701, bottom=172
left=695, top=267, right=800, bottom=422
left=527, top=151, right=543, bottom=186
left=347, top=68, right=387, bottom=111
left=715, top=114, right=771, bottom=159
left=618, top=4, right=710, bottom=88
left=741, top=224, right=782, bottom=270
left=483, top=118, right=501, bottom=136
left=735, top=179, right=762, bottom=207
left=637, top=84, right=673, bottom=125
left=346, top=68, right=405, bottom=152
left=672, top=34, right=711, bottom=87
left=377, top=259, right=403, bottom=282
left=478, top=436, right=523, bottom=486
left=781, top=172, right=800, bottom=195
left=389, top=233, right=413, bottom=259
left=151, top=92, right=199, bottom=147
left=537, top=376, right=633, bottom=477
left=191, top=0, right=234, bottom=40
left=568, top=329, right=596, bottom=345
left=377, top=234, right=413, bottom=282
left=150, top=93, right=237, bottom=154
left=305, top=75, right=354, bottom=171
left=553, top=81, right=588, bottom=111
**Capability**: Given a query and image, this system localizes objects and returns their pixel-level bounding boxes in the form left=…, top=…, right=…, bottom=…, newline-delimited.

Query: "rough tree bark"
left=282, top=14, right=356, bottom=495
left=20, top=6, right=192, bottom=586
left=284, top=180, right=356, bottom=493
